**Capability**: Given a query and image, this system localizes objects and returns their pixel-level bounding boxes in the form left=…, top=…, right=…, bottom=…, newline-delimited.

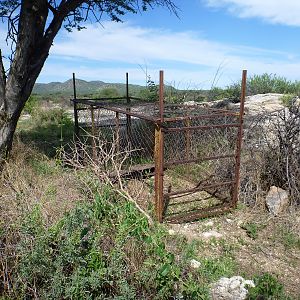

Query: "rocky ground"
left=168, top=206, right=300, bottom=299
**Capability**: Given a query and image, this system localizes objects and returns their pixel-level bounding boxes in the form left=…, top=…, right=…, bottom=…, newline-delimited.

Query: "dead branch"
left=61, top=132, right=154, bottom=225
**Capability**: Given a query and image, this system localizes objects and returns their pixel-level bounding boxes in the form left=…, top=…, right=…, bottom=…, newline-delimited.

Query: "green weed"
left=247, top=273, right=291, bottom=300
left=241, top=222, right=259, bottom=239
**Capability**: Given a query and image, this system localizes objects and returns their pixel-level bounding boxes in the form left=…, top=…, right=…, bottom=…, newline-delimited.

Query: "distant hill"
left=33, top=79, right=145, bottom=97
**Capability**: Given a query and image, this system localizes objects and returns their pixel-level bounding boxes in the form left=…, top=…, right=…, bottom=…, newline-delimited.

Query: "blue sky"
left=2, top=0, right=300, bottom=89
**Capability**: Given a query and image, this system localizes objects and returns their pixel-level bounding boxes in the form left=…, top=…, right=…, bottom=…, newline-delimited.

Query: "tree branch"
left=0, top=49, right=6, bottom=110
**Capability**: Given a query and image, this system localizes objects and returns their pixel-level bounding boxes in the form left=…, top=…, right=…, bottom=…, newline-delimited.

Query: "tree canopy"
left=0, top=0, right=177, bottom=161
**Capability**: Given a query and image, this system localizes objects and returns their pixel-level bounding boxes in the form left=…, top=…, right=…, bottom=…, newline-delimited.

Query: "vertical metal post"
left=126, top=72, right=132, bottom=145
left=154, top=124, right=164, bottom=222
left=232, top=69, right=247, bottom=208
left=159, top=70, right=164, bottom=122
left=154, top=70, right=165, bottom=222
left=72, top=73, right=79, bottom=138
left=115, top=112, right=120, bottom=153
left=90, top=106, right=97, bottom=161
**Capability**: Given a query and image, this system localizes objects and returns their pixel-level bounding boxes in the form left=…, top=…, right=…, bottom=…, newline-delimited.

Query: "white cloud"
left=51, top=22, right=229, bottom=66
left=44, top=21, right=300, bottom=88
left=205, top=0, right=300, bottom=26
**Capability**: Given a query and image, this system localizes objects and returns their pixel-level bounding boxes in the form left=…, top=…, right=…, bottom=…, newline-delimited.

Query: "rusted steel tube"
left=165, top=204, right=233, bottom=224
left=164, top=123, right=240, bottom=132
left=166, top=180, right=235, bottom=198
left=159, top=70, right=164, bottom=122
left=158, top=126, right=165, bottom=222
left=154, top=124, right=164, bottom=223
left=164, top=153, right=235, bottom=167
left=232, top=70, right=247, bottom=208
left=162, top=112, right=239, bottom=122
left=73, top=100, right=157, bottom=122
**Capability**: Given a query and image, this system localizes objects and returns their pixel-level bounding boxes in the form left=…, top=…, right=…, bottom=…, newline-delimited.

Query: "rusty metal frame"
left=71, top=70, right=247, bottom=223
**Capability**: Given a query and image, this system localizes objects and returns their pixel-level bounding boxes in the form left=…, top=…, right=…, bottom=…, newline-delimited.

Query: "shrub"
left=24, top=95, right=39, bottom=114
left=261, top=104, right=300, bottom=204
left=247, top=273, right=291, bottom=300
left=5, top=186, right=210, bottom=299
left=94, top=87, right=120, bottom=98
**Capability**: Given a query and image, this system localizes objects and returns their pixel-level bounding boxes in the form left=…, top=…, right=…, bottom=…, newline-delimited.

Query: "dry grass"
left=0, top=140, right=85, bottom=295
left=0, top=141, right=83, bottom=226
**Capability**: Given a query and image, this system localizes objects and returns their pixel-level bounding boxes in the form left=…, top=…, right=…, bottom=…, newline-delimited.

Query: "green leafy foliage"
left=247, top=273, right=291, bottom=300
left=94, top=87, right=121, bottom=98
left=241, top=222, right=259, bottom=240
left=247, top=73, right=294, bottom=95
left=23, top=95, right=39, bottom=114
left=139, top=76, right=159, bottom=102
left=210, top=73, right=300, bottom=102
left=12, top=187, right=211, bottom=299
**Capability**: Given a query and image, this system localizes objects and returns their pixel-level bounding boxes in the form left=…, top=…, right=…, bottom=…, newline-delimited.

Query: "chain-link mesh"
left=73, top=99, right=242, bottom=221
left=162, top=110, right=239, bottom=219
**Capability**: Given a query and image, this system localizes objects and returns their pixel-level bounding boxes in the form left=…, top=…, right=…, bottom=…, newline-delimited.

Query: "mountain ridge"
left=33, top=79, right=145, bottom=96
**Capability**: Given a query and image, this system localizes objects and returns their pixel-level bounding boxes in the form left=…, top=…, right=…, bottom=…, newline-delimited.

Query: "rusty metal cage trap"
left=71, top=70, right=246, bottom=223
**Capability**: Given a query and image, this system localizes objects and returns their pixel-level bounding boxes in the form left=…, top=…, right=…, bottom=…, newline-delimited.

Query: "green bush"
left=11, top=187, right=210, bottom=299
left=247, top=73, right=294, bottom=95
left=280, top=94, right=297, bottom=107
left=139, top=76, right=158, bottom=102
left=247, top=273, right=291, bottom=300
left=210, top=73, right=300, bottom=102
left=24, top=95, right=39, bottom=114
left=94, top=87, right=120, bottom=98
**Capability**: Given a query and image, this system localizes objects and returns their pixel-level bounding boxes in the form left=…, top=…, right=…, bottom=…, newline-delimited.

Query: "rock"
left=190, top=259, right=201, bottom=269
left=202, top=230, right=223, bottom=239
left=265, top=186, right=289, bottom=216
left=168, top=229, right=176, bottom=235
left=183, top=100, right=197, bottom=106
left=210, top=276, right=255, bottom=300
left=204, top=220, right=214, bottom=227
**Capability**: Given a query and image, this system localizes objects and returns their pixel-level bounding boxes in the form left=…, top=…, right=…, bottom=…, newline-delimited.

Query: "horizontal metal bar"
left=166, top=180, right=235, bottom=198
left=71, top=99, right=158, bottom=122
left=79, top=123, right=127, bottom=129
left=72, top=97, right=127, bottom=102
left=165, top=204, right=233, bottom=223
left=164, top=103, right=237, bottom=113
left=164, top=123, right=240, bottom=132
left=163, top=112, right=239, bottom=122
left=164, top=154, right=235, bottom=167
left=102, top=106, right=158, bottom=122
left=168, top=193, right=228, bottom=206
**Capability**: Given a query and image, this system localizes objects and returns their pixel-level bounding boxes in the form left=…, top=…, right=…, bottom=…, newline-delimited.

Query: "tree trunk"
left=0, top=109, right=21, bottom=159
left=0, top=0, right=74, bottom=164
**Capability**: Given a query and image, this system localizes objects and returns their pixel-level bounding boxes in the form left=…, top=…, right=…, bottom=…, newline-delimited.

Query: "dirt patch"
left=167, top=206, right=300, bottom=298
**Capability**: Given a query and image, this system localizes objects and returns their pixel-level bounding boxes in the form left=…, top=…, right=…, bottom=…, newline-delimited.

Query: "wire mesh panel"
left=161, top=112, right=240, bottom=222
left=71, top=69, right=246, bottom=223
